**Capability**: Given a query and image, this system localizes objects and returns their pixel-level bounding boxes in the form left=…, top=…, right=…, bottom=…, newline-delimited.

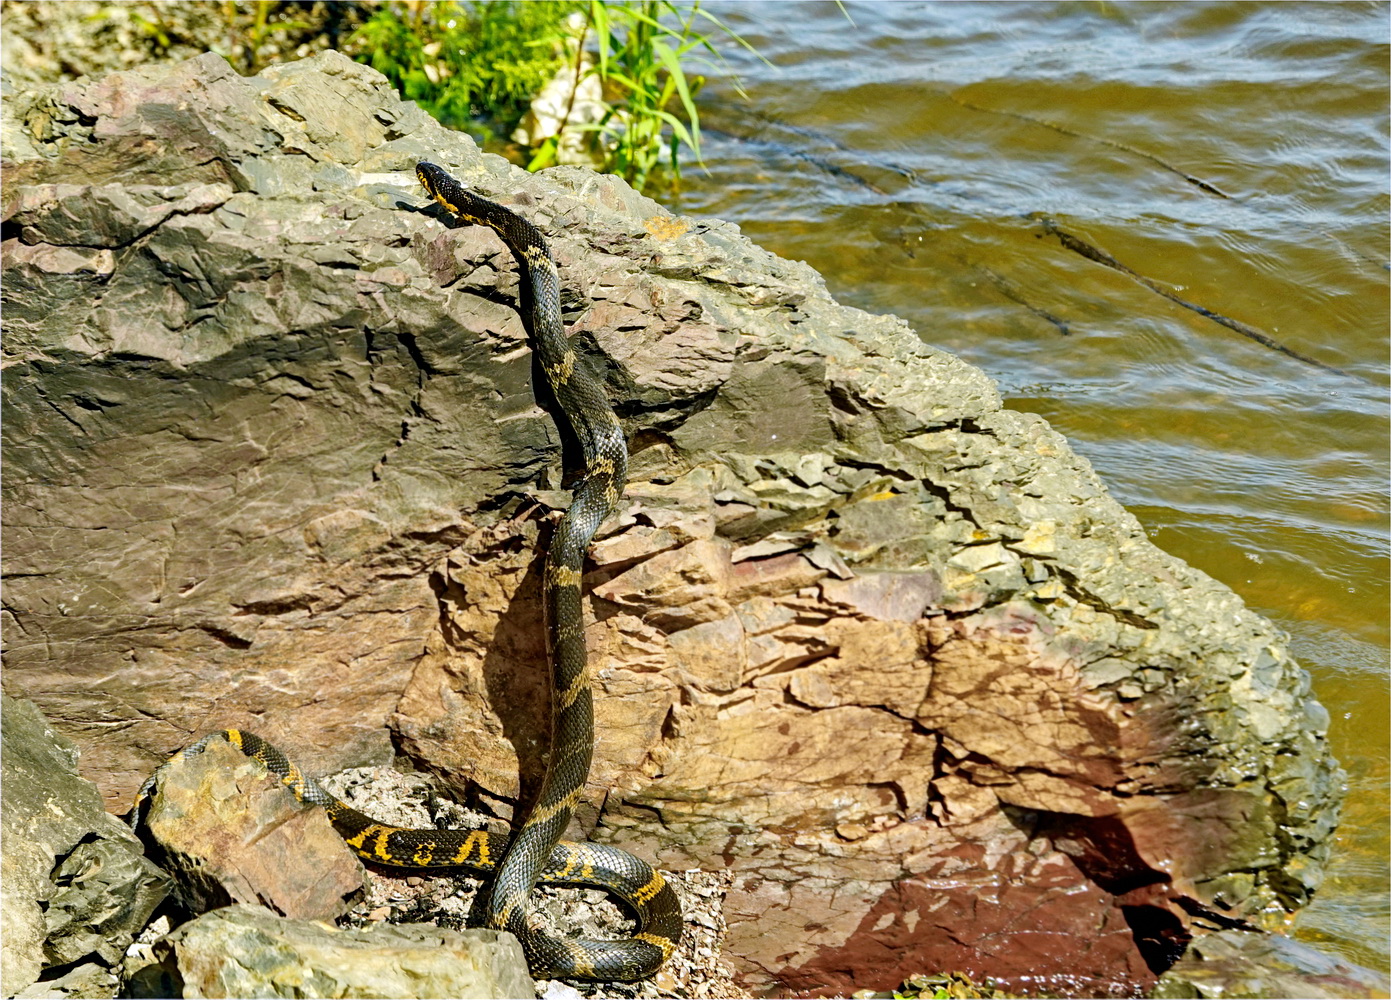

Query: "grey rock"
left=0, top=696, right=168, bottom=996
left=44, top=836, right=166, bottom=967
left=131, top=903, right=533, bottom=1000
left=1149, top=930, right=1390, bottom=999
left=11, top=962, right=119, bottom=999
left=539, top=981, right=586, bottom=1000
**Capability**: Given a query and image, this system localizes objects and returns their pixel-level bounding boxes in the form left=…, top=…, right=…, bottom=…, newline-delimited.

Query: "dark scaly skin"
left=413, top=159, right=628, bottom=961
left=131, top=162, right=679, bottom=981
left=415, top=159, right=670, bottom=979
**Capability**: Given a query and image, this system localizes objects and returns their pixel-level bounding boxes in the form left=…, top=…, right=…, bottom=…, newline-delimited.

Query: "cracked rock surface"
left=1, top=51, right=1343, bottom=996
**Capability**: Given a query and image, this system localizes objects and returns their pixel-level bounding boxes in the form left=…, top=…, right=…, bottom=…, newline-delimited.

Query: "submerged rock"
left=1, top=51, right=1345, bottom=995
left=1149, top=929, right=1390, bottom=1000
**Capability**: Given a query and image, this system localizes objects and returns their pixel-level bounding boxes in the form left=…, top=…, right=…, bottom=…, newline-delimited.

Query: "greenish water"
left=673, top=0, right=1389, bottom=975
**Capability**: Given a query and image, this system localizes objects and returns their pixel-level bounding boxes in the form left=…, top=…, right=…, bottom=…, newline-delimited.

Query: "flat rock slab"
left=0, top=50, right=1345, bottom=995
left=132, top=903, right=533, bottom=1000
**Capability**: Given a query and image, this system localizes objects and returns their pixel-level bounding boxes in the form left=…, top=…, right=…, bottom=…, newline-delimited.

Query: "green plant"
left=888, top=972, right=1014, bottom=999
left=349, top=0, right=757, bottom=193
left=350, top=1, right=579, bottom=139
left=125, top=5, right=175, bottom=52
left=239, top=0, right=314, bottom=72
left=529, top=0, right=759, bottom=191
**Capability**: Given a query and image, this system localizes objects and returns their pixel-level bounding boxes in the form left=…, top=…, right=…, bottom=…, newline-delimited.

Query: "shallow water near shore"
left=671, top=0, right=1389, bottom=975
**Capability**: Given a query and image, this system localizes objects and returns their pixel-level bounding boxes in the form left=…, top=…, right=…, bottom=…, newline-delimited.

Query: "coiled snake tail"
left=132, top=729, right=680, bottom=980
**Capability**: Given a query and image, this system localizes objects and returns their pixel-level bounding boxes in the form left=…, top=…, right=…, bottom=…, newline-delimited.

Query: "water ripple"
left=676, top=1, right=1389, bottom=971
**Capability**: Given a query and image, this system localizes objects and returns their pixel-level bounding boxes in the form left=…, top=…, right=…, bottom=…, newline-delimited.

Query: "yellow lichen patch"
left=643, top=215, right=689, bottom=241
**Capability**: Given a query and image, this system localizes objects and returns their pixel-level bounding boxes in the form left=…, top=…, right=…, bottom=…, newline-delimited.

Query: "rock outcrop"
left=136, top=736, right=366, bottom=921
left=0, top=696, right=168, bottom=997
left=2, top=51, right=1344, bottom=996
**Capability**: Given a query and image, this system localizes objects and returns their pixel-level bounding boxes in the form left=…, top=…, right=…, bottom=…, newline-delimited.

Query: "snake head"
left=415, top=160, right=443, bottom=198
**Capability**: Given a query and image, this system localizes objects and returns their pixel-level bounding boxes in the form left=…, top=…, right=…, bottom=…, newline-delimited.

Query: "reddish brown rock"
left=139, top=736, right=365, bottom=921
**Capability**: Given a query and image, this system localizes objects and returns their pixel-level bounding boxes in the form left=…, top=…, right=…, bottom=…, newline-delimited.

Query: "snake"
left=131, top=161, right=681, bottom=982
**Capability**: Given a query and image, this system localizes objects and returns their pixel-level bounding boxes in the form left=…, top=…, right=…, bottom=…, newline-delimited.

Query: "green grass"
left=348, top=0, right=758, bottom=193
left=350, top=1, right=581, bottom=143
left=526, top=1, right=757, bottom=191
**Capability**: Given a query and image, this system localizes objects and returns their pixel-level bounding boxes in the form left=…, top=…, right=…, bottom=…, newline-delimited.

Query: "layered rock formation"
left=1151, top=929, right=1390, bottom=1000
left=1, top=52, right=1343, bottom=996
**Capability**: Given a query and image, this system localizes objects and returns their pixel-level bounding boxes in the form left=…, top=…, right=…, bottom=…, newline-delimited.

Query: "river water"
left=670, top=0, right=1388, bottom=975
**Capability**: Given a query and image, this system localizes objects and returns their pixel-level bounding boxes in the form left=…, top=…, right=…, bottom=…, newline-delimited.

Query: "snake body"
left=132, top=162, right=680, bottom=982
